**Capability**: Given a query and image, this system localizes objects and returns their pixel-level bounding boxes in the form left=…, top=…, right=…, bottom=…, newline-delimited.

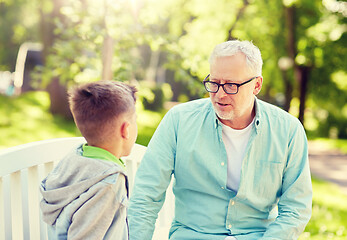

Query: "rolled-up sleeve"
left=128, top=109, right=177, bottom=240
left=260, top=120, right=312, bottom=239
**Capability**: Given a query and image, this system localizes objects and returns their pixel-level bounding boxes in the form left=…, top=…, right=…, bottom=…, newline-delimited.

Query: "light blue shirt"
left=128, top=97, right=312, bottom=240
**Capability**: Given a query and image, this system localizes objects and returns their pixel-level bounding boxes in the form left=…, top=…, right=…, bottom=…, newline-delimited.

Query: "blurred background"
left=0, top=0, right=346, bottom=239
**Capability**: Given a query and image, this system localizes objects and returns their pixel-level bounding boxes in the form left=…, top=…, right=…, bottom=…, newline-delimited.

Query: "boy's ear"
left=120, top=121, right=130, bottom=139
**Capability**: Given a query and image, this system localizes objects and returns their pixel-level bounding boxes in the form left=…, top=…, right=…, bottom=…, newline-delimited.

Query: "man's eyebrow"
left=210, top=77, right=221, bottom=81
left=210, top=77, right=235, bottom=83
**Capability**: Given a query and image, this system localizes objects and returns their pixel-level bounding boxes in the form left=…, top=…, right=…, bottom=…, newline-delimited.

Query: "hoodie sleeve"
left=67, top=173, right=128, bottom=240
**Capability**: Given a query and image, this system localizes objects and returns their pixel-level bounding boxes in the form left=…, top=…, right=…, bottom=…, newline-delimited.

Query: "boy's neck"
left=88, top=143, right=122, bottom=159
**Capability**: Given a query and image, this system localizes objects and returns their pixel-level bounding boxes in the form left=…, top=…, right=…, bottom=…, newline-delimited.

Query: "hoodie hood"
left=40, top=145, right=125, bottom=225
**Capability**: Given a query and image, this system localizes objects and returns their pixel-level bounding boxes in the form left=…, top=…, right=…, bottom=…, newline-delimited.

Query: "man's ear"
left=120, top=121, right=130, bottom=139
left=253, top=76, right=263, bottom=95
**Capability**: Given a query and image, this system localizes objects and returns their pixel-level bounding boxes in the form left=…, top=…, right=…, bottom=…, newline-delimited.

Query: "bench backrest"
left=0, top=137, right=174, bottom=240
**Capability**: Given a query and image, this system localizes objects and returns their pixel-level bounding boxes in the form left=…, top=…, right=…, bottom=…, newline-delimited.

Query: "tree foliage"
left=1, top=0, right=346, bottom=137
left=0, top=0, right=40, bottom=71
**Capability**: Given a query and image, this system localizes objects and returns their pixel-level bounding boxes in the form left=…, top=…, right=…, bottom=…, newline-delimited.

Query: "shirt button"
left=228, top=224, right=232, bottom=229
left=221, top=186, right=224, bottom=189
left=231, top=201, right=235, bottom=205
left=221, top=162, right=225, bottom=166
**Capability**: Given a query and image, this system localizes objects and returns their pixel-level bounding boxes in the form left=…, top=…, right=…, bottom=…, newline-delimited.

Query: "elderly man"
left=128, top=40, right=312, bottom=240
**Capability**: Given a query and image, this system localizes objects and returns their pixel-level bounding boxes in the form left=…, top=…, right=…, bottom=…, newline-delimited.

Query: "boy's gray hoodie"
left=40, top=145, right=128, bottom=240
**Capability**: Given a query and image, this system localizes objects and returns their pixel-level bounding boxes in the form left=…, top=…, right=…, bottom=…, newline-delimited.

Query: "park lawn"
left=309, top=138, right=347, bottom=155
left=0, top=91, right=79, bottom=149
left=1, top=91, right=347, bottom=239
left=300, top=177, right=347, bottom=239
left=0, top=91, right=162, bottom=150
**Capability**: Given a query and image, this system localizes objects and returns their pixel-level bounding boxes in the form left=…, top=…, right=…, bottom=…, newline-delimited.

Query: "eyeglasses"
left=203, top=74, right=258, bottom=94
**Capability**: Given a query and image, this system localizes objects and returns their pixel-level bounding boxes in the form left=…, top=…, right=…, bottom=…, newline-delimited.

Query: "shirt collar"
left=82, top=144, right=126, bottom=170
left=254, top=97, right=261, bottom=132
left=214, top=114, right=220, bottom=129
left=212, top=97, right=262, bottom=131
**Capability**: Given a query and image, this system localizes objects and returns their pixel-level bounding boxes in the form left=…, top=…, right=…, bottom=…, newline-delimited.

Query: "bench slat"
left=0, top=178, right=5, bottom=240
left=28, top=166, right=40, bottom=240
left=10, top=171, right=24, bottom=240
left=0, top=137, right=174, bottom=239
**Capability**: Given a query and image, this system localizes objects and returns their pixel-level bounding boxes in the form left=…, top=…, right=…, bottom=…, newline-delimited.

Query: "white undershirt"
left=221, top=118, right=254, bottom=192
left=224, top=236, right=237, bottom=240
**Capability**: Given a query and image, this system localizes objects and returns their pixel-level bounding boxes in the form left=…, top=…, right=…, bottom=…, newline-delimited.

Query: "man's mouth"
left=217, top=102, right=229, bottom=106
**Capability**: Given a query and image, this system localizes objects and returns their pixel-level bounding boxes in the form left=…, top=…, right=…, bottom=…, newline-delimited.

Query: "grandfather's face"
left=209, top=53, right=262, bottom=128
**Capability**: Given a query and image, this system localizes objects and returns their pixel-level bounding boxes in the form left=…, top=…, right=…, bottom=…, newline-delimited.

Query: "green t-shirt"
left=82, top=144, right=126, bottom=170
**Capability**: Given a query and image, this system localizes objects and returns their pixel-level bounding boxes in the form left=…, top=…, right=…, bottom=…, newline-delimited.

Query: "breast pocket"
left=253, top=161, right=284, bottom=201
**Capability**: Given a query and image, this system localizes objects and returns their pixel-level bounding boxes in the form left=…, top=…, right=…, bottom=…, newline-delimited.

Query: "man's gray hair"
left=209, top=40, right=263, bottom=76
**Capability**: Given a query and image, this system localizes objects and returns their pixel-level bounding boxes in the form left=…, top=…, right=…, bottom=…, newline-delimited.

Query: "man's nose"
left=215, top=86, right=228, bottom=98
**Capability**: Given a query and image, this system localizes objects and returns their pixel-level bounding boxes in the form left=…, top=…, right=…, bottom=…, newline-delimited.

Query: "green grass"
left=309, top=138, right=347, bottom=155
left=134, top=100, right=167, bottom=147
left=0, top=91, right=162, bottom=150
left=1, top=91, right=347, bottom=239
left=299, top=178, right=347, bottom=239
left=0, top=91, right=80, bottom=149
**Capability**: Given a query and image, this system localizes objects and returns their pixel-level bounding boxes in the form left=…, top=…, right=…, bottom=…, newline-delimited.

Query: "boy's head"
left=69, top=80, right=137, bottom=157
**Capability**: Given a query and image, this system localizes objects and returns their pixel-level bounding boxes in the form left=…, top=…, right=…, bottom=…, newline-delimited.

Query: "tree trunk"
left=101, top=0, right=114, bottom=81
left=226, top=0, right=249, bottom=40
left=283, top=6, right=296, bottom=112
left=146, top=50, right=160, bottom=83
left=284, top=5, right=311, bottom=126
left=47, top=77, right=72, bottom=119
left=298, top=66, right=310, bottom=124
left=281, top=69, right=293, bottom=112
left=40, top=0, right=72, bottom=119
left=101, top=34, right=114, bottom=80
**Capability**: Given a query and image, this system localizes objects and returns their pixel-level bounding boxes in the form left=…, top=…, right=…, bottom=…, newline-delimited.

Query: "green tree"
left=2, top=0, right=345, bottom=137
left=158, top=0, right=346, bottom=137
left=38, top=0, right=141, bottom=118
left=0, top=0, right=40, bottom=71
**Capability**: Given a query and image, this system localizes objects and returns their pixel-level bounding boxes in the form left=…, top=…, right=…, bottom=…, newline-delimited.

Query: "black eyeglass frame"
left=203, top=74, right=259, bottom=94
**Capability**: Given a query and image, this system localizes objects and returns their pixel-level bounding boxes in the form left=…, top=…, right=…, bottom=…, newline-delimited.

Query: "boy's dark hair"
left=69, top=80, right=137, bottom=144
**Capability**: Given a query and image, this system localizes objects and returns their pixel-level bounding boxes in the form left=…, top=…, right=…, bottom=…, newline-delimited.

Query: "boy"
left=40, top=80, right=137, bottom=240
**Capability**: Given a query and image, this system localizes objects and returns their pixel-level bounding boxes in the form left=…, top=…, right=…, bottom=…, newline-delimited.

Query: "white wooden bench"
left=0, top=137, right=174, bottom=240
